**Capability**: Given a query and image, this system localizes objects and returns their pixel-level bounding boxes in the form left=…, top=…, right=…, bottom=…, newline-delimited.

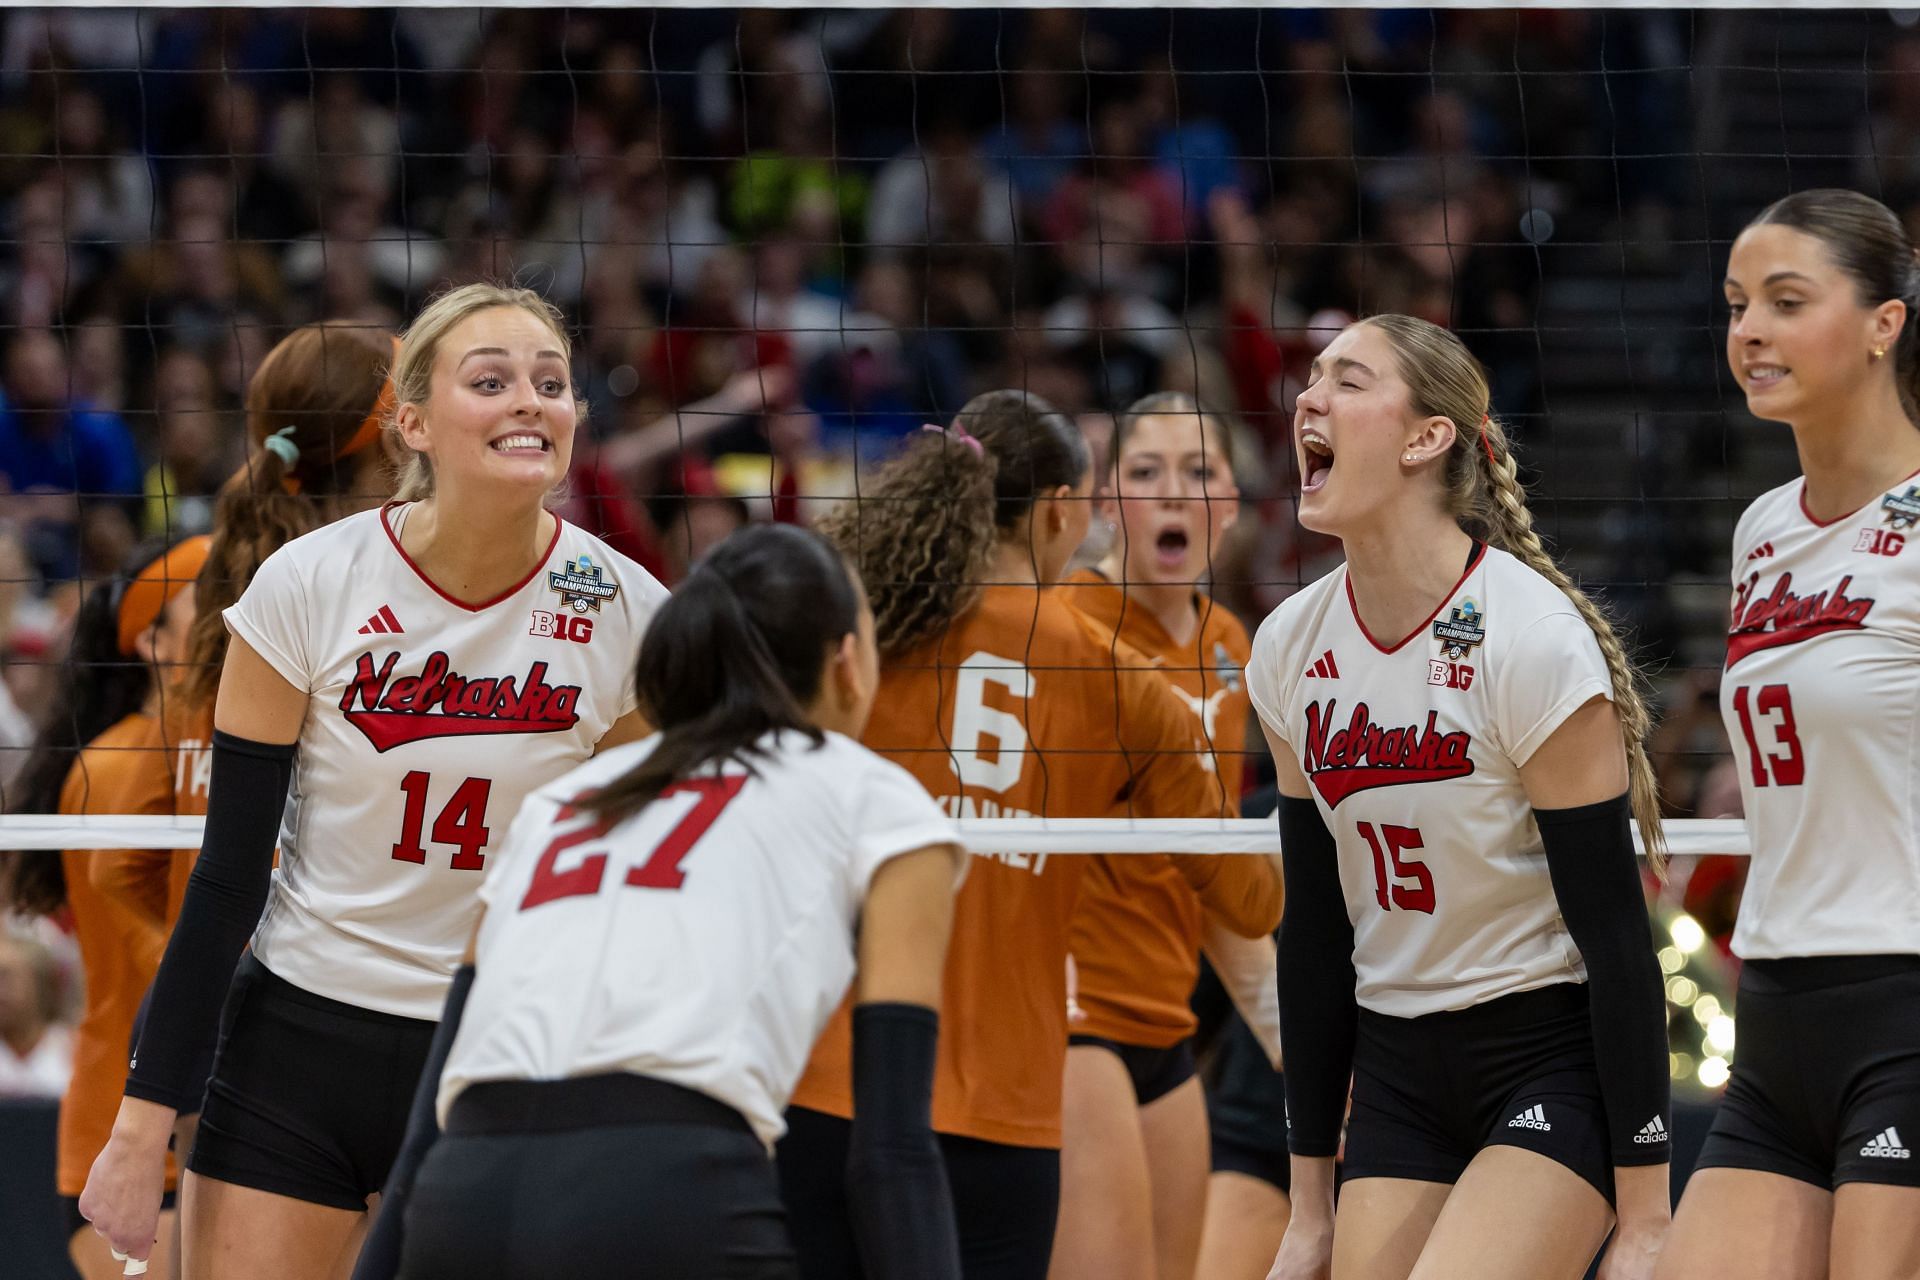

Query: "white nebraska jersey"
left=1247, top=544, right=1615, bottom=1017
left=1720, top=475, right=1920, bottom=959
left=224, top=504, right=666, bottom=1018
left=438, top=731, right=963, bottom=1147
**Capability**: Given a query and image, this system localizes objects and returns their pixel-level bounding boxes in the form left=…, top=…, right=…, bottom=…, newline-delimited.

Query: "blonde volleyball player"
left=1, top=535, right=207, bottom=1280
left=779, top=391, right=1230, bottom=1280
left=1254, top=316, right=1671, bottom=1280
left=351, top=524, right=965, bottom=1279
left=1657, top=190, right=1920, bottom=1280
left=80, top=284, right=666, bottom=1279
left=1053, top=391, right=1284, bottom=1280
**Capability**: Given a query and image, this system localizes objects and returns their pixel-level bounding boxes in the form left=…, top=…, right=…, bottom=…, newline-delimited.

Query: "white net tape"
left=8, top=816, right=1748, bottom=857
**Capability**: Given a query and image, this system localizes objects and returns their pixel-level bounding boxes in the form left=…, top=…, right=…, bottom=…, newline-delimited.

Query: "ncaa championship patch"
left=1881, top=485, right=1920, bottom=531
left=549, top=555, right=619, bottom=614
left=1433, top=599, right=1487, bottom=661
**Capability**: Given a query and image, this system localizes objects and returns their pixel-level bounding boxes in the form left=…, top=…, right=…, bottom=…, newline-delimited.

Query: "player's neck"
left=985, top=536, right=1042, bottom=586
left=1791, top=394, right=1920, bottom=523
left=400, top=495, right=556, bottom=606
left=1097, top=552, right=1199, bottom=646
left=1341, top=517, right=1475, bottom=648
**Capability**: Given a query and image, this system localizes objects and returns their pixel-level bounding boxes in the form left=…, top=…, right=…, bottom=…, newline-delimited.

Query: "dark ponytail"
left=582, top=524, right=863, bottom=829
left=820, top=389, right=1090, bottom=656
left=1, top=568, right=159, bottom=916
left=1747, top=188, right=1920, bottom=423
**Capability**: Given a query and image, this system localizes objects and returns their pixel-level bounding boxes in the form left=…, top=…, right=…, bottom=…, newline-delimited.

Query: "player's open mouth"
left=1154, top=526, right=1190, bottom=568
left=491, top=432, right=552, bottom=454
left=1744, top=363, right=1788, bottom=393
left=1300, top=427, right=1334, bottom=493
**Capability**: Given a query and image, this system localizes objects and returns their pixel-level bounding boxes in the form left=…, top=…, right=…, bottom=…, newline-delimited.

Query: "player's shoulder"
left=1197, top=591, right=1252, bottom=661
left=255, top=506, right=388, bottom=581
left=1251, top=563, right=1345, bottom=659
left=1731, top=478, right=1804, bottom=549
left=1473, top=546, right=1604, bottom=665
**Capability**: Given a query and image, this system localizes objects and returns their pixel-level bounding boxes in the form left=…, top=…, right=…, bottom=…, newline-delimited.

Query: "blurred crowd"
left=0, top=8, right=1743, bottom=1070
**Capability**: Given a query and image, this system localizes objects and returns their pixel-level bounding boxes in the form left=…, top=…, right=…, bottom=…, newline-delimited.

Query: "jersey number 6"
left=1358, top=821, right=1435, bottom=914
left=520, top=775, right=748, bottom=911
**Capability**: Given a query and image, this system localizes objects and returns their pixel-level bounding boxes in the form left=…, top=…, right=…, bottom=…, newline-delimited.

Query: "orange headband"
left=271, top=335, right=400, bottom=495
left=338, top=334, right=403, bottom=460
left=117, top=535, right=212, bottom=657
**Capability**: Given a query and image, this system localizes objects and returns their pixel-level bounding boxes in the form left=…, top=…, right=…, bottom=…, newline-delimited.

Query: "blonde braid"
left=1479, top=421, right=1668, bottom=875
left=1361, top=312, right=1667, bottom=875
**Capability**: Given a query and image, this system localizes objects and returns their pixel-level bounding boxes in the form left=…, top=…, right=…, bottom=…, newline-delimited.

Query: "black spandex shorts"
left=187, top=953, right=437, bottom=1210
left=1695, top=954, right=1920, bottom=1190
left=1342, top=982, right=1615, bottom=1203
left=1068, top=1034, right=1198, bottom=1107
left=1197, top=1009, right=1290, bottom=1194
left=777, top=1105, right=1060, bottom=1280
left=399, top=1074, right=797, bottom=1279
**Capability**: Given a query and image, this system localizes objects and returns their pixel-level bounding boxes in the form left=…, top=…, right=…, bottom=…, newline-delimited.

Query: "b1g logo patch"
left=530, top=611, right=595, bottom=643
left=1427, top=659, right=1475, bottom=690
left=1855, top=528, right=1906, bottom=558
left=1881, top=485, right=1920, bottom=531
left=1433, top=599, right=1486, bottom=661
left=549, top=555, right=619, bottom=614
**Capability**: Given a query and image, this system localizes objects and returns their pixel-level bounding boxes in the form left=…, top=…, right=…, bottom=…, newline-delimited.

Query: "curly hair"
left=818, top=389, right=1088, bottom=657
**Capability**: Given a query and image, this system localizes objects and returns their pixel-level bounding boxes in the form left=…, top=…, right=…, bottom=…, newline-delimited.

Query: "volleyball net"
left=2, top=7, right=1874, bottom=825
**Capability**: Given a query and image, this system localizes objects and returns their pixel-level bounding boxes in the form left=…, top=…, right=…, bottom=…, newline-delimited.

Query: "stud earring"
left=1875, top=346, right=1888, bottom=361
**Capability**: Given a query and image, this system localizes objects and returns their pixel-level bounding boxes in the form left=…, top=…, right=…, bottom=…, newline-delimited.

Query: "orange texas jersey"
left=56, top=713, right=179, bottom=1195
left=1062, top=569, right=1277, bottom=1048
left=789, top=583, right=1223, bottom=1147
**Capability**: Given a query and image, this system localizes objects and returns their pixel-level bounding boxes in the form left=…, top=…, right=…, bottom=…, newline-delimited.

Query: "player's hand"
left=1264, top=1219, right=1333, bottom=1280
left=1596, top=1218, right=1667, bottom=1280
left=78, top=1099, right=174, bottom=1263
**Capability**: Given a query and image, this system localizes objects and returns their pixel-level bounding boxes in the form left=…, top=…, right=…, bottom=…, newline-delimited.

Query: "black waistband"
left=1362, top=979, right=1588, bottom=1031
left=446, top=1073, right=754, bottom=1138
left=1740, top=953, right=1920, bottom=994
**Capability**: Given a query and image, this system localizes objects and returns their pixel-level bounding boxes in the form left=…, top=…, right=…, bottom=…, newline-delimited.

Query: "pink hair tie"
left=922, top=422, right=984, bottom=458
left=1480, top=414, right=1498, bottom=468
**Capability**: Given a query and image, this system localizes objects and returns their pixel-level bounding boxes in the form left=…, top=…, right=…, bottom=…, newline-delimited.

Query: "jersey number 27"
left=519, top=776, right=747, bottom=911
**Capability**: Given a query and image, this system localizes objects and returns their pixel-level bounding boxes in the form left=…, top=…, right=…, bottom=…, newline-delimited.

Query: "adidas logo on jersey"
left=1745, top=542, right=1774, bottom=562
left=1304, top=650, right=1340, bottom=679
left=1861, top=1127, right=1911, bottom=1159
left=1634, top=1116, right=1668, bottom=1145
left=358, top=605, right=404, bottom=635
left=1507, top=1104, right=1551, bottom=1132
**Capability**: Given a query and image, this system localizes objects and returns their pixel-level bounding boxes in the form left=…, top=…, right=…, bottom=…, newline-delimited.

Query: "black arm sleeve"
left=1536, top=793, right=1671, bottom=1166
left=846, top=1002, right=961, bottom=1280
left=352, top=963, right=474, bottom=1280
left=1275, top=795, right=1358, bottom=1158
left=124, top=730, right=294, bottom=1112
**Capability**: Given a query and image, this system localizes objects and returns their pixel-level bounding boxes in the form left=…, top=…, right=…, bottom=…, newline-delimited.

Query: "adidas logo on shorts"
left=1860, top=1127, right=1912, bottom=1159
left=1507, top=1104, right=1551, bottom=1132
left=1634, top=1116, right=1668, bottom=1145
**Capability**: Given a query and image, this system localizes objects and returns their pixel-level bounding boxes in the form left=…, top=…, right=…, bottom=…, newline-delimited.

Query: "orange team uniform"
left=56, top=713, right=181, bottom=1197
left=89, top=696, right=212, bottom=934
left=1060, top=569, right=1276, bottom=1050
left=790, top=584, right=1228, bottom=1148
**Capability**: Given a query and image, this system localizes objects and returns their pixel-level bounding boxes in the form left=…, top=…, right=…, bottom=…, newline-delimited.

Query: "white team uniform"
left=223, top=503, right=666, bottom=1018
left=1720, top=475, right=1920, bottom=959
left=438, top=730, right=963, bottom=1147
left=1247, top=544, right=1615, bottom=1017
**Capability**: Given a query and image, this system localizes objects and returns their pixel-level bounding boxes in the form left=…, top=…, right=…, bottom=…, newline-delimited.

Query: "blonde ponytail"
left=1364, top=314, right=1668, bottom=875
